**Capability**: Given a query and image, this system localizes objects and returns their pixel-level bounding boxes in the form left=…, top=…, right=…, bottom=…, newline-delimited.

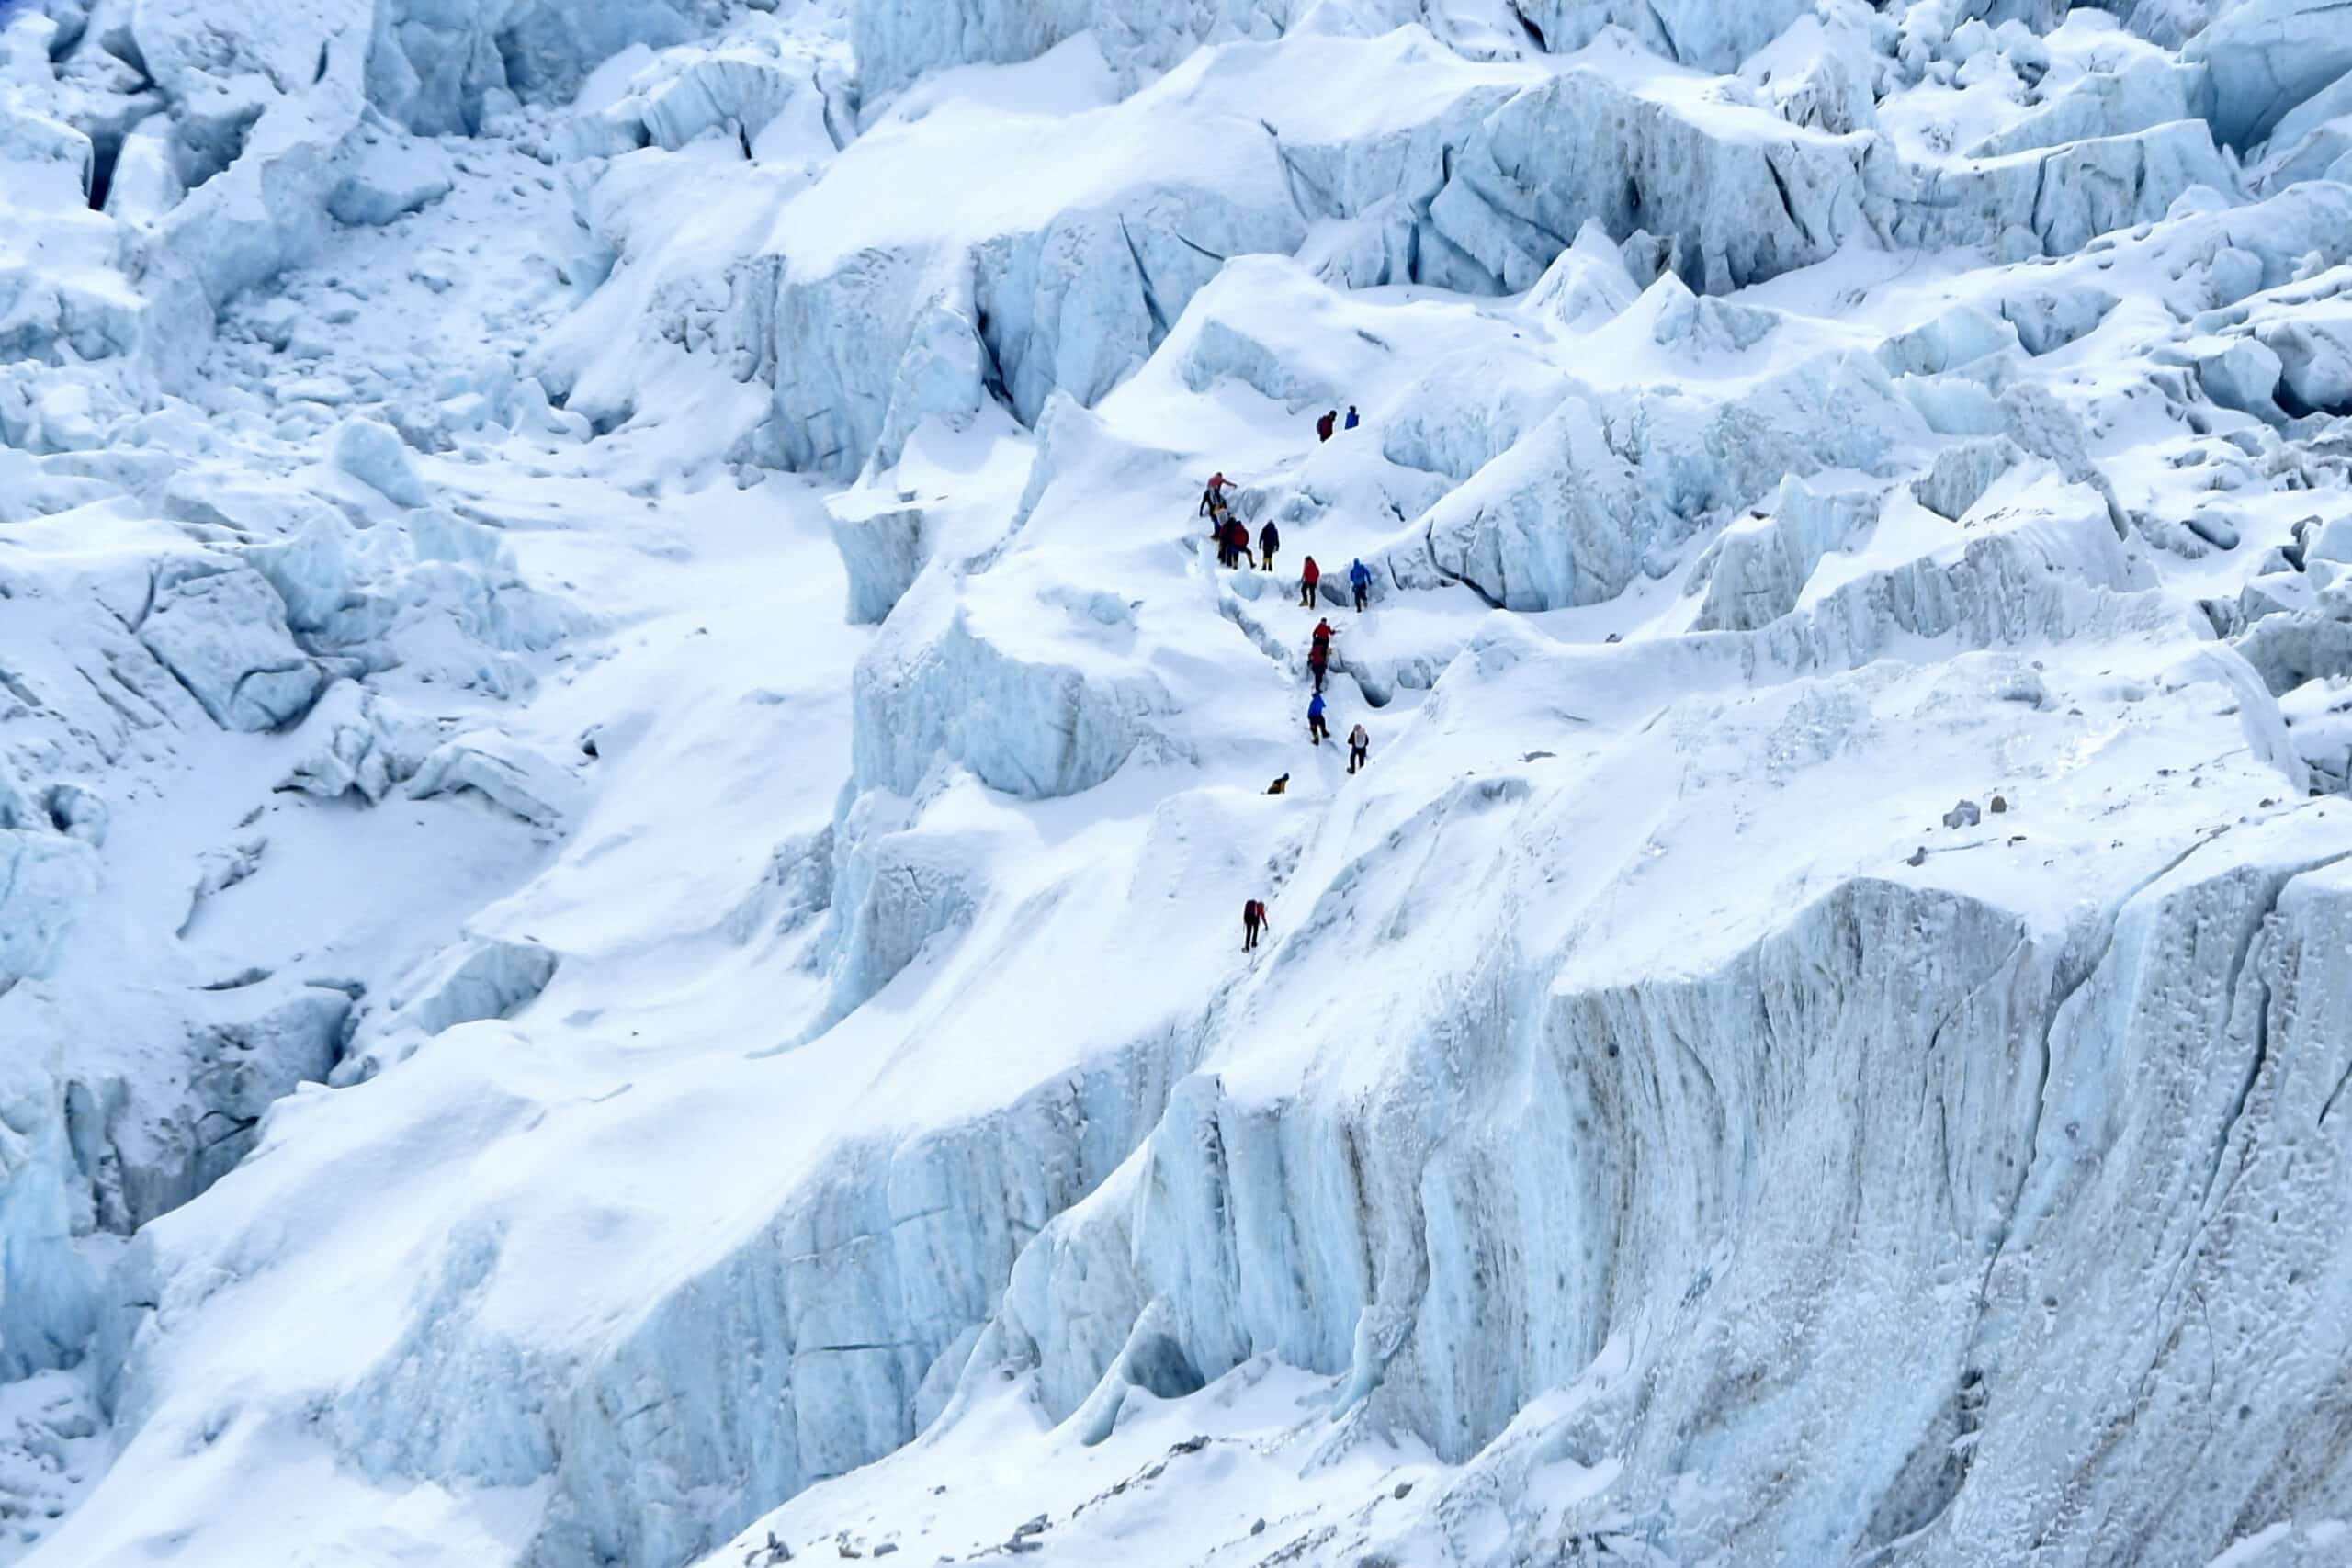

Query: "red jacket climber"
left=1199, top=473, right=1231, bottom=517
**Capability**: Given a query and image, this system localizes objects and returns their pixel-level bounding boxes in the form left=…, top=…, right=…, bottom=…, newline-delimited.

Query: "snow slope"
left=5, top=0, right=2352, bottom=1564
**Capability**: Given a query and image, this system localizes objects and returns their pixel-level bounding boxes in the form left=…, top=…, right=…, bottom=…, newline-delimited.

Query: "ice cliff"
left=4, top=0, right=2352, bottom=1563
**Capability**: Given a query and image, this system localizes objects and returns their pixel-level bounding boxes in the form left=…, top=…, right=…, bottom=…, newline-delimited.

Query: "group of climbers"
left=1205, top=419, right=1384, bottom=953
left=1295, top=556, right=1374, bottom=610
left=1314, top=406, right=1360, bottom=442
left=1204, top=474, right=1295, bottom=577
left=1202, top=477, right=1374, bottom=616
left=1302, top=614, right=1374, bottom=773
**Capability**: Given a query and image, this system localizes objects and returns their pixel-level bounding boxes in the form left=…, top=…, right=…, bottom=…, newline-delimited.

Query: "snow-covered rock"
left=1966, top=48, right=2202, bottom=156
left=2187, top=0, right=2352, bottom=148
left=137, top=562, right=325, bottom=732
left=1692, top=477, right=1881, bottom=632
left=1430, top=65, right=2236, bottom=296
left=828, top=498, right=933, bottom=625
left=1520, top=219, right=1641, bottom=330
left=0, top=831, right=96, bottom=996
left=851, top=578, right=1183, bottom=799
left=330, top=416, right=429, bottom=505
left=1426, top=351, right=1922, bottom=610
left=334, top=934, right=560, bottom=1083
left=2237, top=604, right=2352, bottom=694
left=2199, top=333, right=2287, bottom=415
left=67, top=984, right=352, bottom=1234
left=277, top=682, right=411, bottom=802
left=2257, top=300, right=2352, bottom=414
left=744, top=65, right=1309, bottom=478
left=326, top=124, right=456, bottom=226
left=1519, top=0, right=1808, bottom=73
left=406, top=730, right=582, bottom=828
left=362, top=0, right=695, bottom=136
left=1998, top=280, right=2120, bottom=355
left=1761, top=474, right=2158, bottom=671
left=1642, top=271, right=1779, bottom=351
left=851, top=0, right=1091, bottom=104
left=581, top=31, right=848, bottom=156
left=2256, top=71, right=2352, bottom=186
left=1912, top=435, right=2021, bottom=521
left=102, top=114, right=183, bottom=227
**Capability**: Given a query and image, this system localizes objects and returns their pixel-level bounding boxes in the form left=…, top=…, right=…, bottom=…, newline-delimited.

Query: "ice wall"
left=994, top=737, right=2352, bottom=1567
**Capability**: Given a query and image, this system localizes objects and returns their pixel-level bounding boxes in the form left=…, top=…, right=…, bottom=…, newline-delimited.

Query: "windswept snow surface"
left=5, top=0, right=2352, bottom=1564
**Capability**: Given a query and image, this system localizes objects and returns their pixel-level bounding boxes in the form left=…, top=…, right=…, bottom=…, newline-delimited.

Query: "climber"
left=1316, top=410, right=1336, bottom=442
left=1307, top=690, right=1329, bottom=745
left=1349, top=558, right=1372, bottom=612
left=1300, top=556, right=1320, bottom=608
left=1312, top=616, right=1334, bottom=650
left=1227, top=516, right=1256, bottom=569
left=1307, top=640, right=1329, bottom=694
left=1343, top=405, right=1359, bottom=431
left=1259, top=519, right=1280, bottom=573
left=1266, top=773, right=1289, bottom=795
left=1348, top=722, right=1369, bottom=774
left=1199, top=472, right=1231, bottom=518
left=1243, top=897, right=1268, bottom=952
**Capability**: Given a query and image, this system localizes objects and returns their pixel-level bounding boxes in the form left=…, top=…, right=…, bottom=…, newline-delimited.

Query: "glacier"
left=4, top=0, right=2352, bottom=1563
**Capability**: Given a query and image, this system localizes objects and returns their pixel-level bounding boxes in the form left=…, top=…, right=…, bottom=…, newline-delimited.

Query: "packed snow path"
left=6, top=0, right=2352, bottom=1565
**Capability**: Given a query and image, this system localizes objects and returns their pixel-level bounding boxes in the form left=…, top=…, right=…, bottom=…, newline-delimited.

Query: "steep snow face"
left=6, top=0, right=2352, bottom=1565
